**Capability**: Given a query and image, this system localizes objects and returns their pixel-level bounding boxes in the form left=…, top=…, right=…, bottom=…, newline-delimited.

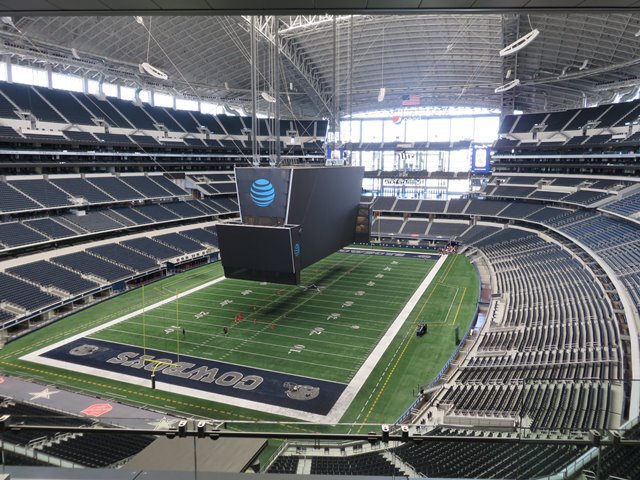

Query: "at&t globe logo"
left=250, top=178, right=275, bottom=207
left=294, top=243, right=301, bottom=257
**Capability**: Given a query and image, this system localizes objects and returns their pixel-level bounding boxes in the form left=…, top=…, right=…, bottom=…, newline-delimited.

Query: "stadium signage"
left=382, top=178, right=426, bottom=186
left=106, top=352, right=264, bottom=390
left=250, top=178, right=276, bottom=207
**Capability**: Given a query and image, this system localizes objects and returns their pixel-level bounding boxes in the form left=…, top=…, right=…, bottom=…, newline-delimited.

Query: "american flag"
left=401, top=94, right=420, bottom=106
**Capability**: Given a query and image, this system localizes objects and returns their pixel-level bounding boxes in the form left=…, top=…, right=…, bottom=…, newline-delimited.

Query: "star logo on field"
left=147, top=417, right=176, bottom=430
left=29, top=388, right=59, bottom=400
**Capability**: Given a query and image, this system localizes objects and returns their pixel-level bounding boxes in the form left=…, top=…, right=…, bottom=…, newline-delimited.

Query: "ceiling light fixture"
left=139, top=62, right=168, bottom=80
left=134, top=16, right=145, bottom=25
left=495, top=79, right=520, bottom=93
left=499, top=29, right=539, bottom=57
left=261, top=91, right=276, bottom=103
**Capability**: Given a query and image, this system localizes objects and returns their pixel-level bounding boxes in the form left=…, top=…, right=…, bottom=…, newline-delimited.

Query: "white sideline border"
left=22, top=255, right=447, bottom=423
left=323, top=254, right=446, bottom=423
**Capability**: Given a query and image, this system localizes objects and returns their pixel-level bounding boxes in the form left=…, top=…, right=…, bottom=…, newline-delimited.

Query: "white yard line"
left=24, top=276, right=227, bottom=360
left=23, top=255, right=448, bottom=423
left=443, top=287, right=460, bottom=324
left=323, top=254, right=447, bottom=423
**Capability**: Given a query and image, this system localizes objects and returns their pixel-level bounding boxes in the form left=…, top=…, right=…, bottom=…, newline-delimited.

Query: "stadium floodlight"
left=495, top=79, right=520, bottom=93
left=499, top=29, right=539, bottom=57
left=139, top=62, right=168, bottom=80
left=261, top=91, right=276, bottom=103
left=377, top=87, right=386, bottom=102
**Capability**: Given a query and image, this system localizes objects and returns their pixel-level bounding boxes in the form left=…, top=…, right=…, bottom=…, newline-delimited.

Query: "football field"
left=93, top=252, right=434, bottom=383
left=6, top=249, right=478, bottom=424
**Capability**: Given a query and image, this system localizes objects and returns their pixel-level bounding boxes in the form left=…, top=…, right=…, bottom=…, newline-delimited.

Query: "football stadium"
left=0, top=2, right=639, bottom=479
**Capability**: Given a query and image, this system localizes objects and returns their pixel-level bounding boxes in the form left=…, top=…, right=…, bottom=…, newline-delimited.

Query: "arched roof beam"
left=240, top=16, right=332, bottom=117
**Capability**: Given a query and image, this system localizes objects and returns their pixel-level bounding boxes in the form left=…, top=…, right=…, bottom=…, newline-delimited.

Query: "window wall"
left=52, top=73, right=83, bottom=92
left=343, top=112, right=499, bottom=198
left=12, top=65, right=48, bottom=87
left=342, top=113, right=498, bottom=173
left=0, top=62, right=223, bottom=116
left=340, top=114, right=498, bottom=146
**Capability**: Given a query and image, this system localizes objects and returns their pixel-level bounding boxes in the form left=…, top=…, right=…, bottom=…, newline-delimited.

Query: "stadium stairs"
left=0, top=395, right=155, bottom=468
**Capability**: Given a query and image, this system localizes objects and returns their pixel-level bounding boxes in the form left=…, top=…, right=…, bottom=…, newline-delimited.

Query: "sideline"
left=324, top=254, right=447, bottom=423
left=23, top=255, right=448, bottom=423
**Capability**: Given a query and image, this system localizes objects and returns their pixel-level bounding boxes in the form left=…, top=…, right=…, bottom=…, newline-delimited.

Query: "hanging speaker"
left=139, top=62, right=168, bottom=80
left=499, top=29, right=539, bottom=57
left=378, top=87, right=386, bottom=102
left=261, top=91, right=276, bottom=103
left=495, top=79, right=520, bottom=93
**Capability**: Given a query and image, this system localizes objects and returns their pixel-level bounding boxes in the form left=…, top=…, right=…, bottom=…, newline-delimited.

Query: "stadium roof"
left=1, top=1, right=640, bottom=15
left=3, top=9, right=640, bottom=117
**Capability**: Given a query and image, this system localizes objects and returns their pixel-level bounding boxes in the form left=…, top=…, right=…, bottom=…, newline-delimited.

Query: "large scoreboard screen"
left=218, top=166, right=364, bottom=285
left=235, top=167, right=291, bottom=224
left=217, top=223, right=301, bottom=285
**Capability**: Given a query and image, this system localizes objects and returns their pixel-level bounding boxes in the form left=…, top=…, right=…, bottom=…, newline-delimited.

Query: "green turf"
left=91, top=252, right=434, bottom=384
left=0, top=250, right=478, bottom=429
left=351, top=244, right=438, bottom=253
left=340, top=253, right=479, bottom=428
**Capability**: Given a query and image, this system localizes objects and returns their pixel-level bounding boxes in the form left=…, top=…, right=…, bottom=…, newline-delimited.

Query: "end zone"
left=22, top=255, right=447, bottom=422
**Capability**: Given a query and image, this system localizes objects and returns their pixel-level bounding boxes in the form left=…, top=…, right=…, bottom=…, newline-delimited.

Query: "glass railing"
left=1, top=414, right=639, bottom=479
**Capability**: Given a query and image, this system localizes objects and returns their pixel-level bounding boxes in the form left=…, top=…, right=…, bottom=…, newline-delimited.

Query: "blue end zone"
left=41, top=338, right=346, bottom=415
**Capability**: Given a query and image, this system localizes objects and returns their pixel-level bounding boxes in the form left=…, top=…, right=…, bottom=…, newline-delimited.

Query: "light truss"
left=279, top=15, right=367, bottom=36
left=240, top=16, right=333, bottom=117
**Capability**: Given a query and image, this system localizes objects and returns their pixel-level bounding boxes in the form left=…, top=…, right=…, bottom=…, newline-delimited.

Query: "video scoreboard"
left=217, top=166, right=364, bottom=285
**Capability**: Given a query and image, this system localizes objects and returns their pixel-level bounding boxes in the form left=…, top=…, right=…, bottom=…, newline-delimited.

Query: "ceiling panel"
left=48, top=0, right=110, bottom=9
left=1, top=11, right=639, bottom=116
left=0, top=0, right=640, bottom=14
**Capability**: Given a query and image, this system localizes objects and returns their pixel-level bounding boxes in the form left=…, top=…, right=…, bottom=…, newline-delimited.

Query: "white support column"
left=4, top=56, right=11, bottom=83
left=46, top=65, right=52, bottom=88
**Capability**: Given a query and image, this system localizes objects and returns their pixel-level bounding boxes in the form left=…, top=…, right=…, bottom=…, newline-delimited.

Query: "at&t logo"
left=250, top=178, right=275, bottom=207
